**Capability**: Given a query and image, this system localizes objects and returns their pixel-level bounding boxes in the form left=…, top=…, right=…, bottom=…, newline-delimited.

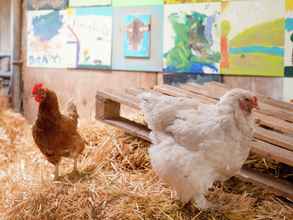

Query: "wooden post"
left=11, top=0, right=23, bottom=112
left=96, top=94, right=120, bottom=120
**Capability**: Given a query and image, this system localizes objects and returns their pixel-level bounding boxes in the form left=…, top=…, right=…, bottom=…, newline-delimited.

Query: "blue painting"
left=124, top=15, right=151, bottom=58
left=285, top=16, right=293, bottom=77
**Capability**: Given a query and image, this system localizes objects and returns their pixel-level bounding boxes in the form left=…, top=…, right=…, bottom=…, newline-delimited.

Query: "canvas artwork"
left=164, top=0, right=220, bottom=4
left=221, top=0, right=285, bottom=76
left=124, top=15, right=151, bottom=58
left=285, top=0, right=293, bottom=77
left=112, top=6, right=163, bottom=72
left=112, top=0, right=163, bottom=7
left=66, top=7, right=112, bottom=69
left=163, top=3, right=221, bottom=74
left=69, top=0, right=111, bottom=7
left=27, top=10, right=74, bottom=68
left=27, top=0, right=68, bottom=10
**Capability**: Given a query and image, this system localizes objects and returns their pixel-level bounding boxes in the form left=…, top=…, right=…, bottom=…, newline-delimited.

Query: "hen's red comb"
left=32, top=83, right=44, bottom=94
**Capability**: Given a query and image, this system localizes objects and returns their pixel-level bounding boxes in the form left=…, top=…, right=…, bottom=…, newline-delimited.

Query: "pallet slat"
left=254, top=127, right=293, bottom=152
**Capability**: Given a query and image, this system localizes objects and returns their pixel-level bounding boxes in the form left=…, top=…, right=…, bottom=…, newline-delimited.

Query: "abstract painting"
left=112, top=0, right=163, bottom=7
left=285, top=0, right=293, bottom=77
left=164, top=3, right=221, bottom=74
left=66, top=7, right=112, bottom=69
left=27, top=0, right=68, bottom=10
left=221, top=0, right=285, bottom=76
left=112, top=6, right=163, bottom=71
left=164, top=0, right=220, bottom=4
left=69, top=0, right=111, bottom=7
left=124, top=15, right=151, bottom=58
left=27, top=10, right=74, bottom=68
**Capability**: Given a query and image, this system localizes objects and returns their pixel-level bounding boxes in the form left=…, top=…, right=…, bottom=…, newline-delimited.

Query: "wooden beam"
left=254, top=112, right=293, bottom=135
left=96, top=89, right=140, bottom=110
left=239, top=168, right=293, bottom=200
left=250, top=140, right=293, bottom=167
left=11, top=0, right=23, bottom=112
left=254, top=127, right=293, bottom=152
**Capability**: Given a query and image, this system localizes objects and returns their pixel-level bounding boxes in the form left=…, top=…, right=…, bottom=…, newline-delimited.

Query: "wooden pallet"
left=96, top=83, right=293, bottom=200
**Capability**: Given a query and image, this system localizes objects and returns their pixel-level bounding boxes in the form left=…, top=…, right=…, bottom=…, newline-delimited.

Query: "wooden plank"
left=257, top=102, right=293, bottom=123
left=239, top=168, right=293, bottom=200
left=154, top=84, right=216, bottom=104
left=254, top=127, right=293, bottom=152
left=180, top=83, right=220, bottom=100
left=250, top=140, right=293, bottom=167
left=254, top=112, right=293, bottom=135
left=96, top=95, right=120, bottom=120
left=259, top=95, right=293, bottom=112
left=125, top=88, right=146, bottom=97
left=104, top=117, right=151, bottom=141
left=96, top=89, right=140, bottom=110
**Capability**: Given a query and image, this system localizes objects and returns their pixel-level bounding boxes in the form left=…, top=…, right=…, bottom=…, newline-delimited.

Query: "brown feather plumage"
left=32, top=89, right=85, bottom=172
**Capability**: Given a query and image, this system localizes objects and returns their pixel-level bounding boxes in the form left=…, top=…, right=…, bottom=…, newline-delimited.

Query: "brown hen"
left=32, top=83, right=85, bottom=180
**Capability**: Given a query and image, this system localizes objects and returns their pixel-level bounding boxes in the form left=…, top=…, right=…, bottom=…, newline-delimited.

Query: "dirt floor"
left=0, top=110, right=292, bottom=220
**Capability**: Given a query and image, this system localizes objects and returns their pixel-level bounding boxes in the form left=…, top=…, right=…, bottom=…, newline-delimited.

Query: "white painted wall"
left=283, top=78, right=293, bottom=101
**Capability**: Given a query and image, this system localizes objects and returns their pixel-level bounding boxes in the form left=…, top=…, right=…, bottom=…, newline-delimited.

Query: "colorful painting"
left=124, top=15, right=151, bottom=58
left=66, top=7, right=112, bottom=69
left=69, top=0, right=111, bottom=7
left=221, top=0, right=285, bottom=76
left=112, top=0, right=163, bottom=7
left=163, top=3, right=221, bottom=74
left=285, top=0, right=293, bottom=77
left=27, top=10, right=74, bottom=68
left=164, top=0, right=220, bottom=4
left=27, top=0, right=68, bottom=10
left=112, top=6, right=163, bottom=72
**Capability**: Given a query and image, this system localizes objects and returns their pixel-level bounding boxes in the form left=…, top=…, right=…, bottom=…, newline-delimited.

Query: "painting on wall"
left=164, top=0, right=220, bottom=4
left=163, top=3, right=221, bottom=74
left=27, top=10, right=75, bottom=68
left=285, top=0, right=293, bottom=77
left=124, top=15, right=151, bottom=58
left=221, top=0, right=285, bottom=76
left=69, top=0, right=111, bottom=7
left=27, top=0, right=68, bottom=10
left=112, top=0, right=163, bottom=7
left=112, top=6, right=163, bottom=72
left=66, top=7, right=112, bottom=69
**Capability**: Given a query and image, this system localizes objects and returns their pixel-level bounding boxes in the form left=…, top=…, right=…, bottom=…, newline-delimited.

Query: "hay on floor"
left=0, top=110, right=292, bottom=220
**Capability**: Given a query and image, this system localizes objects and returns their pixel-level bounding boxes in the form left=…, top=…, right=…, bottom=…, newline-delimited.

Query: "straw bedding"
left=0, top=110, right=292, bottom=220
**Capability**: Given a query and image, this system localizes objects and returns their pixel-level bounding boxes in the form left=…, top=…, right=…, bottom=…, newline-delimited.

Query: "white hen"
left=139, top=88, right=258, bottom=209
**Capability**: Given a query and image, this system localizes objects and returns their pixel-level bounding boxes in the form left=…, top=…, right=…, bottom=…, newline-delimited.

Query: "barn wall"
left=21, top=3, right=158, bottom=122
left=223, top=76, right=284, bottom=100
left=0, top=0, right=11, bottom=54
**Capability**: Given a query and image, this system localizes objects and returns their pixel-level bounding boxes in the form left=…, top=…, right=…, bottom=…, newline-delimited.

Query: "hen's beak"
left=252, top=96, right=259, bottom=110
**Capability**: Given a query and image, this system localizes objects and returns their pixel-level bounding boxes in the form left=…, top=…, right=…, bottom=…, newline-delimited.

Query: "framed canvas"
left=164, top=3, right=221, bottom=74
left=112, top=0, right=163, bottom=7
left=285, top=0, right=293, bottom=77
left=124, top=15, right=151, bottom=58
left=66, top=7, right=112, bottom=69
left=27, top=10, right=74, bottom=68
left=112, top=6, right=163, bottom=72
left=221, top=0, right=285, bottom=76
left=27, top=0, right=68, bottom=10
left=69, top=0, right=111, bottom=7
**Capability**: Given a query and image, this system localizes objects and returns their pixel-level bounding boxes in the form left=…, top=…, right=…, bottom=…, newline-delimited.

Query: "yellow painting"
left=286, top=0, right=293, bottom=11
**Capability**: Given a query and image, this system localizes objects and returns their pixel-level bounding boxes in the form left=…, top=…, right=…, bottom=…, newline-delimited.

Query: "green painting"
left=112, top=0, right=163, bottom=7
left=165, top=0, right=220, bottom=4
left=221, top=0, right=285, bottom=76
left=164, top=3, right=221, bottom=74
